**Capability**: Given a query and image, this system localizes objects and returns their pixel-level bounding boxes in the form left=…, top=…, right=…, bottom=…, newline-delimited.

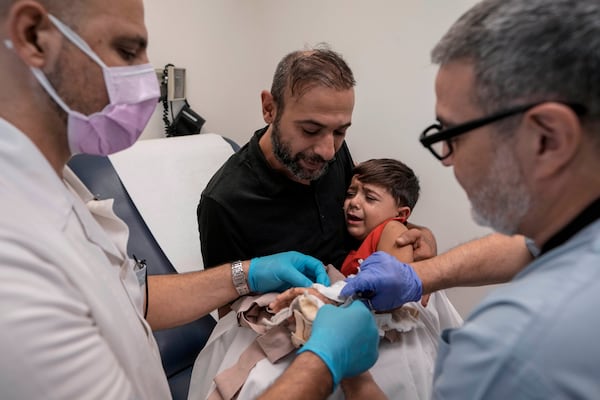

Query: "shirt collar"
left=540, top=196, right=600, bottom=255
left=0, top=118, right=122, bottom=260
left=63, top=167, right=123, bottom=260
left=0, top=118, right=73, bottom=229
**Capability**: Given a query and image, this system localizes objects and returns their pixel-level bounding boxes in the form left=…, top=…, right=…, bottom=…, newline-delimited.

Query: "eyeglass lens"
left=423, top=126, right=451, bottom=159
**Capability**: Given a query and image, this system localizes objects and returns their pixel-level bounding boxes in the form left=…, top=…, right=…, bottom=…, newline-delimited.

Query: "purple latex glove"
left=340, top=251, right=423, bottom=311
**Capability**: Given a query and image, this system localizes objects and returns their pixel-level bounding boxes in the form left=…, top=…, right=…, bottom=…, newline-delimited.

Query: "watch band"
left=231, top=260, right=250, bottom=296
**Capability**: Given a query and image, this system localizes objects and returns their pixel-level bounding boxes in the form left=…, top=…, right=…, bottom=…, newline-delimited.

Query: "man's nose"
left=441, top=153, right=454, bottom=167
left=314, top=133, right=336, bottom=161
left=441, top=142, right=454, bottom=167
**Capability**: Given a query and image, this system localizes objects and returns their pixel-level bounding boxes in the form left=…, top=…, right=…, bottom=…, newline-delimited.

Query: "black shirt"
left=198, top=126, right=356, bottom=269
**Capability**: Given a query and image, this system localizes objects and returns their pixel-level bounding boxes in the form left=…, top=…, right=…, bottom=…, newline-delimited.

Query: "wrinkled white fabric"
left=313, top=280, right=348, bottom=303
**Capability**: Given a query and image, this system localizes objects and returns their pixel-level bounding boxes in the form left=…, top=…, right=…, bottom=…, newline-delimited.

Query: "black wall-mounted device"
left=158, top=64, right=205, bottom=137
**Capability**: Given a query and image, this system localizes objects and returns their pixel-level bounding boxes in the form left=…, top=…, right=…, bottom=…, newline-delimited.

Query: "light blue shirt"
left=433, top=219, right=600, bottom=399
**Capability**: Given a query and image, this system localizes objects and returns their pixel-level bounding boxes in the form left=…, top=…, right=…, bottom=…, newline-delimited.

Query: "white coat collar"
left=0, top=118, right=122, bottom=260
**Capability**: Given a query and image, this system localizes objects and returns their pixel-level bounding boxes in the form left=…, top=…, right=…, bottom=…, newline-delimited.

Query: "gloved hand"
left=297, top=301, right=378, bottom=387
left=248, top=251, right=330, bottom=293
left=340, top=251, right=422, bottom=311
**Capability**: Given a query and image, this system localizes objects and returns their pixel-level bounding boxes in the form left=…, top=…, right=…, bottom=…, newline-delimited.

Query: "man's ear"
left=524, top=102, right=583, bottom=179
left=6, top=1, right=56, bottom=68
left=261, top=90, right=277, bottom=124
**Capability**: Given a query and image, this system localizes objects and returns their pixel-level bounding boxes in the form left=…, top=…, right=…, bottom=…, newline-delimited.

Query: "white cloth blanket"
left=188, top=290, right=462, bottom=400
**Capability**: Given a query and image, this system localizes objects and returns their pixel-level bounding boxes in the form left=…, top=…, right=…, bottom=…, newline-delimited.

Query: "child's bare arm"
left=377, top=221, right=433, bottom=306
left=377, top=220, right=414, bottom=263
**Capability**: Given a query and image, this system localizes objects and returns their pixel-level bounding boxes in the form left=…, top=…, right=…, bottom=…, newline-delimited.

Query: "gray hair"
left=270, top=43, right=355, bottom=112
left=432, top=0, right=600, bottom=130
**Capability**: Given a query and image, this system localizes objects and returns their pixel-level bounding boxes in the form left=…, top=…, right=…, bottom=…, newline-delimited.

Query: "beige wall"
left=143, top=0, right=502, bottom=318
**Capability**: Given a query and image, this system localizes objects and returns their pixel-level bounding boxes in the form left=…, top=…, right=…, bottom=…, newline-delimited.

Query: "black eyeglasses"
left=419, top=102, right=587, bottom=160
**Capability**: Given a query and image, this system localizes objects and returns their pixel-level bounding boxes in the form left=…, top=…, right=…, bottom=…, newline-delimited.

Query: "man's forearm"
left=258, top=352, right=333, bottom=400
left=145, top=261, right=244, bottom=330
left=413, top=234, right=532, bottom=294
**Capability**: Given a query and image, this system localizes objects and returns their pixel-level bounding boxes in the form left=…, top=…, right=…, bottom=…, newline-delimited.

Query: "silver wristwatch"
left=231, top=260, right=250, bottom=296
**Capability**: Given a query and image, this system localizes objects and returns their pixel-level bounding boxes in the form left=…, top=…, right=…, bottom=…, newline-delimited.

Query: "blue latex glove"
left=248, top=251, right=330, bottom=293
left=297, top=301, right=378, bottom=387
left=340, top=251, right=422, bottom=311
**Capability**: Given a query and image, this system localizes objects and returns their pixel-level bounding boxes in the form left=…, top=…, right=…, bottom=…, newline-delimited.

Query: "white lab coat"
left=0, top=119, right=170, bottom=399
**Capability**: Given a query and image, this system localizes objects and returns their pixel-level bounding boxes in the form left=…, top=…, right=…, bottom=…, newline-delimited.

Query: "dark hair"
left=270, top=43, right=355, bottom=112
left=353, top=158, right=420, bottom=210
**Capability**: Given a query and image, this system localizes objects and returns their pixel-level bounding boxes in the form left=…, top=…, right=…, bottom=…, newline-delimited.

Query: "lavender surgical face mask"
left=19, top=14, right=160, bottom=155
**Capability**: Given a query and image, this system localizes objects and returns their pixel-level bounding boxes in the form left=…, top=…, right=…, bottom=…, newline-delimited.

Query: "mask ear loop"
left=46, top=14, right=122, bottom=106
left=4, top=33, right=76, bottom=116
left=47, top=14, right=107, bottom=69
left=29, top=67, right=73, bottom=114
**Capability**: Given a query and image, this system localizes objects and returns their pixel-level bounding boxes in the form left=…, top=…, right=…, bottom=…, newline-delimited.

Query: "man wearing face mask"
left=0, top=1, right=380, bottom=399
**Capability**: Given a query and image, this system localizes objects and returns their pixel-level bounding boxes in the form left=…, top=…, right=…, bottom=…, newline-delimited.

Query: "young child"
left=266, top=158, right=462, bottom=398
left=271, top=158, right=422, bottom=307
left=341, top=158, right=420, bottom=277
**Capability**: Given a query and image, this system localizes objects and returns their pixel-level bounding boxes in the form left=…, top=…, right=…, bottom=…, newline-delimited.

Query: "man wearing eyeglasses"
left=340, top=0, right=600, bottom=398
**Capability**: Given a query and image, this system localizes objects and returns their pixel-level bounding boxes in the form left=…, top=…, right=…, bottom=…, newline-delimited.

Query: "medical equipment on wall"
left=158, top=64, right=205, bottom=137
